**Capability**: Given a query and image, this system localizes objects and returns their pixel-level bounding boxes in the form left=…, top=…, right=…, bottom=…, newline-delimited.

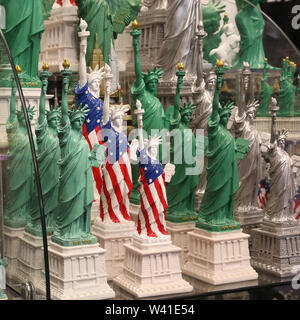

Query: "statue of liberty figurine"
left=4, top=66, right=36, bottom=228
left=278, top=57, right=297, bottom=117
left=197, top=60, right=249, bottom=231
left=26, top=63, right=61, bottom=237
left=165, top=63, right=199, bottom=223
left=257, top=58, right=273, bottom=117
left=130, top=20, right=166, bottom=206
left=51, top=60, right=97, bottom=246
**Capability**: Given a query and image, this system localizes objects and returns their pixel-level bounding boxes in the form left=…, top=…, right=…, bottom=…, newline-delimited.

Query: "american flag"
left=99, top=120, right=133, bottom=223
left=136, top=148, right=168, bottom=238
left=294, top=185, right=300, bottom=220
left=258, top=178, right=270, bottom=209
left=75, top=82, right=104, bottom=199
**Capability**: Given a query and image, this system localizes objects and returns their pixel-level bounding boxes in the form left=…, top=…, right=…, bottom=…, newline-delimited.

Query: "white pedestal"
left=0, top=87, right=53, bottom=146
left=92, top=217, right=135, bottom=280
left=114, top=234, right=193, bottom=298
left=39, top=5, right=79, bottom=73
left=3, top=226, right=24, bottom=282
left=47, top=240, right=115, bottom=300
left=251, top=222, right=300, bottom=277
left=182, top=228, right=258, bottom=285
left=16, top=232, right=46, bottom=288
left=166, top=221, right=195, bottom=267
left=129, top=202, right=139, bottom=223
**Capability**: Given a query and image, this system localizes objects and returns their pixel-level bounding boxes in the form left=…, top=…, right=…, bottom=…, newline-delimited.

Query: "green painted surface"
left=0, top=0, right=44, bottom=86
left=25, top=69, right=61, bottom=237
left=4, top=77, right=36, bottom=228
left=165, top=69, right=199, bottom=223
left=257, top=59, right=273, bottom=117
left=76, top=0, right=141, bottom=65
left=51, top=65, right=97, bottom=247
left=197, top=65, right=245, bottom=232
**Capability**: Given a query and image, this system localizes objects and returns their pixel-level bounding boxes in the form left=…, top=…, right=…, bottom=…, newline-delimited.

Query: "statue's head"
left=180, top=102, right=196, bottom=125
left=87, top=65, right=105, bottom=98
left=245, top=100, right=259, bottom=122
left=277, top=128, right=288, bottom=150
left=142, top=66, right=164, bottom=96
left=17, top=105, right=36, bottom=127
left=46, top=107, right=60, bottom=129
left=219, top=101, right=234, bottom=127
left=110, top=104, right=130, bottom=132
left=69, top=104, right=89, bottom=131
left=203, top=0, right=225, bottom=35
left=145, top=134, right=162, bottom=160
left=205, top=69, right=217, bottom=92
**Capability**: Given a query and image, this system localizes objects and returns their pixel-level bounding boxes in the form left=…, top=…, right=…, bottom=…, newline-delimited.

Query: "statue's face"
left=278, top=137, right=286, bottom=149
left=112, top=115, right=123, bottom=130
left=203, top=13, right=221, bottom=34
left=247, top=110, right=255, bottom=121
left=72, top=118, right=84, bottom=130
left=48, top=116, right=58, bottom=129
left=207, top=77, right=217, bottom=92
left=182, top=112, right=191, bottom=125
left=146, top=79, right=158, bottom=96
left=89, top=78, right=101, bottom=96
left=220, top=113, right=230, bottom=127
left=148, top=144, right=158, bottom=160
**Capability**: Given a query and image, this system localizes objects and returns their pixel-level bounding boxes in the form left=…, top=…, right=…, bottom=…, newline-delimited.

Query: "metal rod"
left=0, top=29, right=51, bottom=300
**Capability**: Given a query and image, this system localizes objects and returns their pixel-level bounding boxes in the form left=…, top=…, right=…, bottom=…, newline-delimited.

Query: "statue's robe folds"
left=199, top=114, right=239, bottom=225
left=29, top=119, right=60, bottom=233
left=264, top=144, right=296, bottom=223
left=165, top=107, right=199, bottom=220
left=55, top=118, right=94, bottom=238
left=4, top=120, right=35, bottom=227
left=233, top=112, right=262, bottom=210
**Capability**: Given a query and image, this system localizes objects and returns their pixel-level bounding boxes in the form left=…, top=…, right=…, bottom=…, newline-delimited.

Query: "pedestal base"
left=3, top=226, right=24, bottom=283
left=251, top=221, right=300, bottom=277
left=234, top=206, right=264, bottom=250
left=92, top=218, right=135, bottom=280
left=166, top=221, right=195, bottom=267
left=182, top=228, right=257, bottom=285
left=16, top=232, right=45, bottom=287
left=47, top=240, right=115, bottom=300
left=129, top=203, right=139, bottom=223
left=114, top=235, right=193, bottom=298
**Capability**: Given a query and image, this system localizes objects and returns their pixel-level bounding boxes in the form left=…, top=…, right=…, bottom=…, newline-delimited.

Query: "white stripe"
left=88, top=130, right=99, bottom=147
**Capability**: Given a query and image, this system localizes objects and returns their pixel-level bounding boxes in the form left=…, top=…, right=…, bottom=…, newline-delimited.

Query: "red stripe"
left=119, top=161, right=133, bottom=199
left=102, top=171, right=120, bottom=223
left=142, top=178, right=166, bottom=235
left=137, top=215, right=141, bottom=235
left=154, top=176, right=168, bottom=219
left=140, top=195, right=157, bottom=237
left=100, top=196, right=104, bottom=222
left=294, top=199, right=300, bottom=215
left=83, top=123, right=102, bottom=195
left=106, top=162, right=131, bottom=221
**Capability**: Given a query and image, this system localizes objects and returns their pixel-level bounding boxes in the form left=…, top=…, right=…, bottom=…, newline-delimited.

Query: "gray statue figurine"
left=262, top=98, right=297, bottom=226
left=232, top=62, right=263, bottom=223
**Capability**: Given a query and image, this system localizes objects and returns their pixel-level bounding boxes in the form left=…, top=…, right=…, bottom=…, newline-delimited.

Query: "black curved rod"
left=0, top=29, right=51, bottom=300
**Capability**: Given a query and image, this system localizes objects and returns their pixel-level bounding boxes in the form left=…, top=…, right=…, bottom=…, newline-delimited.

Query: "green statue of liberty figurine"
left=197, top=60, right=249, bottom=232
left=257, top=58, right=273, bottom=117
left=130, top=20, right=166, bottom=205
left=51, top=60, right=97, bottom=246
left=76, top=0, right=141, bottom=65
left=0, top=0, right=45, bottom=85
left=165, top=63, right=199, bottom=223
left=278, top=57, right=297, bottom=117
left=26, top=63, right=61, bottom=237
left=202, top=1, right=227, bottom=66
left=4, top=66, right=36, bottom=228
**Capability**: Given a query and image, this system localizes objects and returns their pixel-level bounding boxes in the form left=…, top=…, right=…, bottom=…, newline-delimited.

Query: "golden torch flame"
left=15, top=65, right=22, bottom=73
